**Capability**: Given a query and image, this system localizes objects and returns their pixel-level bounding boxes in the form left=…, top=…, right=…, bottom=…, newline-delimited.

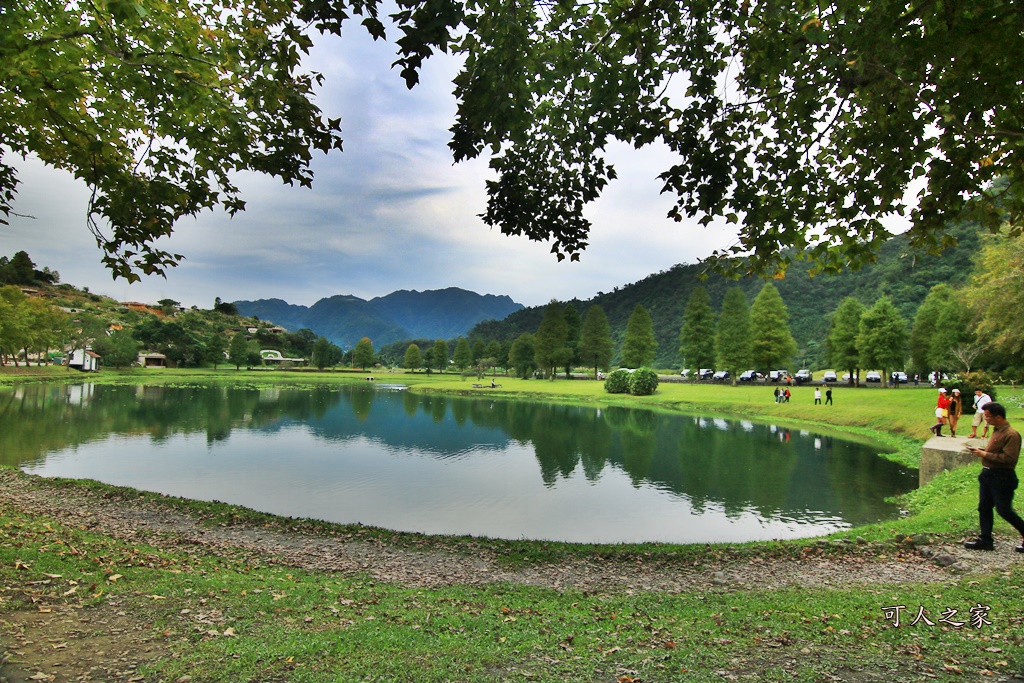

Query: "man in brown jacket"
left=964, top=402, right=1024, bottom=552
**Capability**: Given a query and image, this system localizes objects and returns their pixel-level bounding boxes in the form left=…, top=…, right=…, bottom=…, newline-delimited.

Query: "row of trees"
left=824, top=228, right=1024, bottom=385
left=679, top=283, right=798, bottom=382
left=504, top=302, right=656, bottom=380
left=825, top=297, right=908, bottom=386
left=906, top=229, right=1024, bottom=381
left=0, top=286, right=73, bottom=365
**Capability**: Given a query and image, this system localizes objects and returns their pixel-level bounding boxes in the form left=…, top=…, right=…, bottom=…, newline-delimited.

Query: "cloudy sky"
left=3, top=23, right=741, bottom=310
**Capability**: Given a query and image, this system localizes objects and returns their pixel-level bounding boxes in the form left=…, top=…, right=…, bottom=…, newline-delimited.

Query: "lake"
left=0, top=382, right=917, bottom=544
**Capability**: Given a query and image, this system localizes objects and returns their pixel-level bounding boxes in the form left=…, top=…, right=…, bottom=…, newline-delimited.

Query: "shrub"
left=604, top=369, right=631, bottom=394
left=628, top=367, right=659, bottom=396
left=949, top=371, right=997, bottom=401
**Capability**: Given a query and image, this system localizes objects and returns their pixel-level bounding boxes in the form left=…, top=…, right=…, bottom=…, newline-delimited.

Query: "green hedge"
left=604, top=369, right=631, bottom=394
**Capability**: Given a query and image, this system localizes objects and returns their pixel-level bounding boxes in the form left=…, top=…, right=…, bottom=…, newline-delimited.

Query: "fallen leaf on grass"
left=147, top=594, right=166, bottom=600
left=107, top=574, right=123, bottom=582
left=29, top=673, right=53, bottom=681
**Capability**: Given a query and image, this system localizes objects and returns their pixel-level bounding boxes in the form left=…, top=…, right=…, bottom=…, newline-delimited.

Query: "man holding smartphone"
left=964, top=402, right=1024, bottom=552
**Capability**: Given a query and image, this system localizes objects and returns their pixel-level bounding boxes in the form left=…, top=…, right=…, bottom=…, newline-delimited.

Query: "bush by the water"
left=604, top=369, right=631, bottom=394
left=604, top=368, right=659, bottom=395
left=628, top=367, right=659, bottom=396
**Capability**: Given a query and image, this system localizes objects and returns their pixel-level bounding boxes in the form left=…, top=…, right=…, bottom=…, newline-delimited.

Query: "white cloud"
left=2, top=25, right=737, bottom=312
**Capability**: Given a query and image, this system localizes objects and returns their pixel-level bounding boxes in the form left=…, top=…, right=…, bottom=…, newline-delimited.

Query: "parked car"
left=841, top=372, right=859, bottom=382
left=822, top=370, right=838, bottom=383
left=769, top=370, right=790, bottom=382
left=892, top=371, right=908, bottom=384
left=712, top=370, right=730, bottom=381
left=865, top=371, right=882, bottom=383
left=794, top=369, right=813, bottom=384
left=680, top=368, right=692, bottom=379
left=739, top=370, right=763, bottom=382
left=697, top=368, right=714, bottom=380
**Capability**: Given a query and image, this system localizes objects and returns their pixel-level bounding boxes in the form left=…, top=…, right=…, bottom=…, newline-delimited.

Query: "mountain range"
left=233, top=288, right=523, bottom=349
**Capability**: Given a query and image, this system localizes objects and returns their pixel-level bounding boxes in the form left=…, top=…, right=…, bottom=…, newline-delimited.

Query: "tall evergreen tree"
left=453, top=337, right=473, bottom=370
left=621, top=304, right=657, bottom=368
left=509, top=332, right=537, bottom=379
left=857, top=296, right=907, bottom=387
left=430, top=339, right=450, bottom=372
left=562, top=304, right=582, bottom=378
left=826, top=297, right=865, bottom=385
left=714, top=288, right=752, bottom=383
left=678, top=286, right=716, bottom=371
left=909, top=284, right=953, bottom=375
left=749, top=283, right=797, bottom=373
left=579, top=305, right=614, bottom=379
left=534, top=300, right=569, bottom=379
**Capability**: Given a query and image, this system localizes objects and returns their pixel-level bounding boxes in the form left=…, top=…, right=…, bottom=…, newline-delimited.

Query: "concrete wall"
left=920, top=436, right=985, bottom=486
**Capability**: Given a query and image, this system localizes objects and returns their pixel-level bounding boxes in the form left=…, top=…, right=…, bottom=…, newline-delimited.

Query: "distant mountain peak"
left=234, top=288, right=523, bottom=348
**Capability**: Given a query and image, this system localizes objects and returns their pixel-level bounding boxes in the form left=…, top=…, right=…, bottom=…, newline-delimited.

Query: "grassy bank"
left=1, top=368, right=1023, bottom=681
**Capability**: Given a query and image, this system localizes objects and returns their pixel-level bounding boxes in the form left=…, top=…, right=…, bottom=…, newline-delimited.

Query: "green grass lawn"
left=2, top=367, right=1023, bottom=681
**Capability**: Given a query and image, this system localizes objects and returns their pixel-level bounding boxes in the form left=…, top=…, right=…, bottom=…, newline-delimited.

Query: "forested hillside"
left=470, top=223, right=982, bottom=369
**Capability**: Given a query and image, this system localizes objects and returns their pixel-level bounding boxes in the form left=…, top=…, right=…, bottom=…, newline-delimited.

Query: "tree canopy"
left=420, top=0, right=1024, bottom=272
left=826, top=296, right=865, bottom=383
left=749, top=283, right=797, bottom=372
left=2, top=1, right=346, bottom=280
left=678, top=286, right=716, bottom=371
left=620, top=304, right=657, bottom=368
left=579, top=305, right=614, bottom=378
left=857, top=296, right=908, bottom=383
left=715, top=288, right=752, bottom=380
left=6, top=2, right=1021, bottom=279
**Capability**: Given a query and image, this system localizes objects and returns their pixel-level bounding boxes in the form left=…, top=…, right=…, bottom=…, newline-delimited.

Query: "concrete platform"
left=920, top=435, right=988, bottom=486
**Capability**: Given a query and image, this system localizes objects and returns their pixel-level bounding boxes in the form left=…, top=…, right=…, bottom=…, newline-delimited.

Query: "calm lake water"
left=1, top=382, right=916, bottom=544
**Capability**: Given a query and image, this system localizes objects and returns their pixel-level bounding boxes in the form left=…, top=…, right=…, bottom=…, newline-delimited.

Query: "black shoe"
left=964, top=538, right=994, bottom=551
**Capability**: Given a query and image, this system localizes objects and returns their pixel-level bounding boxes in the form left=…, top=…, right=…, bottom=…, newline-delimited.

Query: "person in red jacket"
left=930, top=388, right=951, bottom=437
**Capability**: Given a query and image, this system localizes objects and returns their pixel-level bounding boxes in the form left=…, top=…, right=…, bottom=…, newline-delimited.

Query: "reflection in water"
left=0, top=383, right=917, bottom=543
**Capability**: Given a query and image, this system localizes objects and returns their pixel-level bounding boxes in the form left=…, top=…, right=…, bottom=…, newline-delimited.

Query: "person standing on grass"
left=964, top=402, right=1024, bottom=553
left=931, top=388, right=950, bottom=437
left=948, top=388, right=963, bottom=437
left=825, top=386, right=833, bottom=405
left=814, top=388, right=821, bottom=405
left=970, top=388, right=993, bottom=439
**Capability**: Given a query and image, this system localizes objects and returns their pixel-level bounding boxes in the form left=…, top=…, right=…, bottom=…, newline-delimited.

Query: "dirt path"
left=0, top=469, right=1020, bottom=682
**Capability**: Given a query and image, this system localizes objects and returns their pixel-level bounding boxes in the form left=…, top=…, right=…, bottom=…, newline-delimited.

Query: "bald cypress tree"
left=715, top=288, right=751, bottom=383
left=621, top=304, right=657, bottom=368
left=679, top=286, right=716, bottom=371
left=750, top=283, right=797, bottom=374
left=579, top=305, right=613, bottom=378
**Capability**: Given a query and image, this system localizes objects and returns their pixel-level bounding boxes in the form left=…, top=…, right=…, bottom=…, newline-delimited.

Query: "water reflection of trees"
left=3, top=384, right=914, bottom=524
left=0, top=384, right=343, bottom=466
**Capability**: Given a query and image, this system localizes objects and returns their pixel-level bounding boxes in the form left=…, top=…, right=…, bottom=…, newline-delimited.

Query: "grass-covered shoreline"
left=1, top=368, right=1023, bottom=681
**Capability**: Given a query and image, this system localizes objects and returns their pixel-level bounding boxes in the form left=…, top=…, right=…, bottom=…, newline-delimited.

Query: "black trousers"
left=978, top=468, right=1024, bottom=541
